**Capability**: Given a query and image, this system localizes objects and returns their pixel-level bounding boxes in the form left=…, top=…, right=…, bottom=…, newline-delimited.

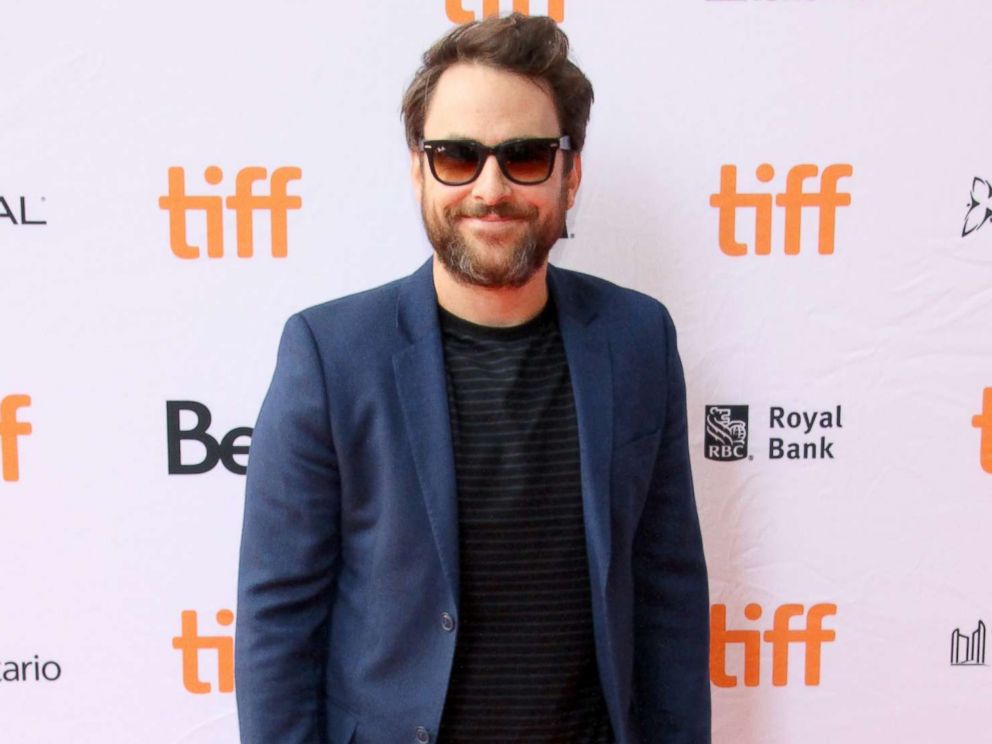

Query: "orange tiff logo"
left=0, top=395, right=31, bottom=482
left=972, top=388, right=992, bottom=474
left=172, top=609, right=234, bottom=694
left=709, top=164, right=852, bottom=256
left=159, top=166, right=302, bottom=259
left=711, top=603, right=837, bottom=687
left=446, top=0, right=564, bottom=22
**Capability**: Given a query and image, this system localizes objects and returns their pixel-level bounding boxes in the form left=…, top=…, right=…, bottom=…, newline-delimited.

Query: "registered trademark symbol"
left=569, top=233, right=575, bottom=238
left=748, top=455, right=754, bottom=461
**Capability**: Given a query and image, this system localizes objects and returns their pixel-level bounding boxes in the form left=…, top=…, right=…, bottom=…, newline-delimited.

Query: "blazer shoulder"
left=299, top=275, right=403, bottom=329
left=551, top=264, right=675, bottom=332
left=292, top=257, right=437, bottom=349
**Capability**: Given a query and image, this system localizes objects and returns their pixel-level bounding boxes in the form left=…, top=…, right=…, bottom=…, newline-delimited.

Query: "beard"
left=422, top=189, right=567, bottom=289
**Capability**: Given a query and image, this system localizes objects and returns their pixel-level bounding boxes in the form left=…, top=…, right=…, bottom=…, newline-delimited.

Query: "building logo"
left=973, top=388, right=992, bottom=474
left=709, top=163, right=852, bottom=256
left=963, top=177, right=992, bottom=237
left=704, top=405, right=749, bottom=461
left=166, top=401, right=252, bottom=475
left=951, top=620, right=987, bottom=666
left=159, top=166, right=302, bottom=259
left=0, top=394, right=31, bottom=482
left=711, top=603, right=837, bottom=687
left=1, top=655, right=61, bottom=683
left=446, top=0, right=564, bottom=22
left=0, top=195, right=46, bottom=226
left=172, top=610, right=235, bottom=694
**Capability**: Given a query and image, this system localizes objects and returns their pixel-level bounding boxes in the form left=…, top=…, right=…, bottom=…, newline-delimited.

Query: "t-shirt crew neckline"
left=436, top=298, right=556, bottom=341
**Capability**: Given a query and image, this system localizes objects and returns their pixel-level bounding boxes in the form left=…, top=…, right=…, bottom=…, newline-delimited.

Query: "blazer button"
left=415, top=726, right=430, bottom=743
left=440, top=612, right=455, bottom=632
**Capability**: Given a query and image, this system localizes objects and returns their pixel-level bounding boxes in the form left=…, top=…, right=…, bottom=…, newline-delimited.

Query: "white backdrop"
left=2, top=1, right=991, bottom=742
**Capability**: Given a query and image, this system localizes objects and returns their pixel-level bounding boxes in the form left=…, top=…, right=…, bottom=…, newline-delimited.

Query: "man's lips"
left=466, top=215, right=523, bottom=222
left=458, top=209, right=530, bottom=224
left=462, top=216, right=526, bottom=233
left=450, top=206, right=534, bottom=232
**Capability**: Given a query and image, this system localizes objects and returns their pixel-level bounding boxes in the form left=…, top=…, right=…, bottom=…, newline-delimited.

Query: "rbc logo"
left=704, top=405, right=748, bottom=462
left=158, top=166, right=302, bottom=259
left=709, top=164, right=852, bottom=256
left=172, top=609, right=235, bottom=694
left=446, top=0, right=564, bottom=22
left=166, top=401, right=251, bottom=475
left=0, top=394, right=32, bottom=482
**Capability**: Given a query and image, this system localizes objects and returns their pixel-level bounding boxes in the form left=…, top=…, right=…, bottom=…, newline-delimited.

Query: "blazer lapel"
left=393, top=259, right=461, bottom=607
left=548, top=266, right=614, bottom=599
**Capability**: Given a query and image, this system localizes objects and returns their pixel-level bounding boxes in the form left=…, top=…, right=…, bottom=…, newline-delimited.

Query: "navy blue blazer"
left=236, top=259, right=710, bottom=744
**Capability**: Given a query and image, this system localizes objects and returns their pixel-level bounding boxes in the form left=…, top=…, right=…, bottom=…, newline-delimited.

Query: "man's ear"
left=565, top=152, right=582, bottom=210
left=410, top=150, right=424, bottom=206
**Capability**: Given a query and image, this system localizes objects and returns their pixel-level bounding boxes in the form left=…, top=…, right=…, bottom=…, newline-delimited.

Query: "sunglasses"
left=419, top=136, right=572, bottom=186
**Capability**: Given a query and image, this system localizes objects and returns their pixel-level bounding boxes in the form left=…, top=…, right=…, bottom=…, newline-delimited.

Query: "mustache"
left=449, top=203, right=537, bottom=220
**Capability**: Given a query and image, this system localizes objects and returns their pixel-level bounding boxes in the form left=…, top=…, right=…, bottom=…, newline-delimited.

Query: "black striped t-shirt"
left=436, top=300, right=614, bottom=744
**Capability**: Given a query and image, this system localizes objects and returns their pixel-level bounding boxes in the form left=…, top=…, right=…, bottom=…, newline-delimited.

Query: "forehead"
left=423, top=62, right=560, bottom=142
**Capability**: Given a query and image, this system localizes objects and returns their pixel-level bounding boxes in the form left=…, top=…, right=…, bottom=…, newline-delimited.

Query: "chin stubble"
left=423, top=201, right=563, bottom=290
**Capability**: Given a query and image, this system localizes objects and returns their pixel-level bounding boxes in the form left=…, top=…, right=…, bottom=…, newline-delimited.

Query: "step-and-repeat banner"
left=2, top=1, right=991, bottom=742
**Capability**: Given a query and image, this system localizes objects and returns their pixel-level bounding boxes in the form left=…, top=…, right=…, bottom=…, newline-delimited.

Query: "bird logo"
left=963, top=177, right=992, bottom=237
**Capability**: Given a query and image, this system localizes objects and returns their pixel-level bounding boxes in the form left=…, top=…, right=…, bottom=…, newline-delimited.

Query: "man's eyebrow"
left=426, top=134, right=549, bottom=142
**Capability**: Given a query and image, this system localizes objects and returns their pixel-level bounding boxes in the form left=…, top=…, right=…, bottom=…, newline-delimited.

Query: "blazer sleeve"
left=236, top=313, right=340, bottom=744
left=631, top=306, right=711, bottom=743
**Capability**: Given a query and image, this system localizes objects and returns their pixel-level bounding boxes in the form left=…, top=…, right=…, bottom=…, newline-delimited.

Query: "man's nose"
left=470, top=154, right=513, bottom=203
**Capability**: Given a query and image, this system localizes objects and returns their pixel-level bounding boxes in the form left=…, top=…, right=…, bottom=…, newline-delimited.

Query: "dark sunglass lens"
left=430, top=142, right=481, bottom=184
left=501, top=141, right=554, bottom=183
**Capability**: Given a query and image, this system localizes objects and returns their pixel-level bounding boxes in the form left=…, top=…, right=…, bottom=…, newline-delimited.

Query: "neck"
left=432, top=259, right=549, bottom=327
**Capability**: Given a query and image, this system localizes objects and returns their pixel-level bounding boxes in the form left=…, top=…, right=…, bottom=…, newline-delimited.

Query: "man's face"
left=412, top=62, right=581, bottom=288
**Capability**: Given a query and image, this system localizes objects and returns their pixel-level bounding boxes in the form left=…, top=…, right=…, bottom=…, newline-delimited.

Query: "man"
left=236, top=14, right=710, bottom=744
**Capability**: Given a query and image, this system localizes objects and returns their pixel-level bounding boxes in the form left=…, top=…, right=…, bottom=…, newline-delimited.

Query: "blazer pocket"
left=614, top=428, right=662, bottom=455
left=325, top=698, right=358, bottom=744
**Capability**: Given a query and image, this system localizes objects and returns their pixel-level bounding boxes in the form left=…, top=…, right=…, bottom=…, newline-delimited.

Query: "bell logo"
left=709, top=164, right=853, bottom=256
left=446, top=0, right=564, bottom=23
left=166, top=401, right=252, bottom=475
left=159, top=166, right=302, bottom=259
left=972, top=387, right=992, bottom=474
left=172, top=610, right=235, bottom=694
left=0, top=395, right=31, bottom=482
left=710, top=603, right=837, bottom=687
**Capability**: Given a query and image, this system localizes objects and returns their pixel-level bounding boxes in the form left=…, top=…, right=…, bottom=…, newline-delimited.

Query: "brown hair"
left=401, top=14, right=594, bottom=156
